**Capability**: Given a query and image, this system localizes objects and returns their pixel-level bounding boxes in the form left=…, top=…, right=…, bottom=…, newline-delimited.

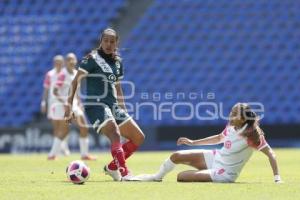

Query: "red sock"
left=108, top=141, right=139, bottom=171
left=123, top=140, right=139, bottom=159
left=110, top=142, right=128, bottom=177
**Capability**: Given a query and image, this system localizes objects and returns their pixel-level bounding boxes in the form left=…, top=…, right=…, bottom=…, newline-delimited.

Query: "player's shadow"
left=59, top=181, right=264, bottom=185
left=177, top=181, right=262, bottom=184
left=233, top=181, right=263, bottom=184
left=60, top=180, right=118, bottom=184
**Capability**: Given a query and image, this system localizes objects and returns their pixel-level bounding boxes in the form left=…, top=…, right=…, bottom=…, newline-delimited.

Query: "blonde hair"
left=66, top=52, right=77, bottom=60
left=53, top=55, right=64, bottom=62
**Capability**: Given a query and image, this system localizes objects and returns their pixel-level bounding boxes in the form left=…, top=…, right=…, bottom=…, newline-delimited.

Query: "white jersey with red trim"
left=55, top=68, right=77, bottom=104
left=43, top=68, right=65, bottom=106
left=214, top=124, right=269, bottom=179
left=43, top=68, right=66, bottom=119
left=55, top=68, right=83, bottom=116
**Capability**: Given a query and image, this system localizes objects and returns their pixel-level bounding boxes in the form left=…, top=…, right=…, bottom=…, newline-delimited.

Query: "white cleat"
left=62, top=149, right=71, bottom=156
left=134, top=174, right=162, bottom=182
left=121, top=174, right=142, bottom=182
left=104, top=165, right=121, bottom=181
left=60, top=148, right=70, bottom=156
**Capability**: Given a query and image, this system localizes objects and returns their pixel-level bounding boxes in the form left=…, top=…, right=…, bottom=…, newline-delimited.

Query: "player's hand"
left=64, top=104, right=74, bottom=123
left=41, top=105, right=46, bottom=114
left=41, top=101, right=46, bottom=114
left=177, top=137, right=194, bottom=146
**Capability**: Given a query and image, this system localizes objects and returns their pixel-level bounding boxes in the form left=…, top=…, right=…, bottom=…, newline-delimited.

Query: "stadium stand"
left=0, top=0, right=299, bottom=127
left=0, top=0, right=125, bottom=126
left=122, top=0, right=300, bottom=125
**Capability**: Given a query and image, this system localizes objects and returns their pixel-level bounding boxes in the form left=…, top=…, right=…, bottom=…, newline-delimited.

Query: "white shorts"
left=48, top=103, right=84, bottom=120
left=48, top=102, right=65, bottom=120
left=203, top=150, right=214, bottom=169
left=72, top=105, right=84, bottom=117
left=203, top=150, right=236, bottom=183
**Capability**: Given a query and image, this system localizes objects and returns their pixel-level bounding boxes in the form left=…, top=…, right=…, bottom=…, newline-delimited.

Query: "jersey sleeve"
left=219, top=125, right=228, bottom=142
left=221, top=125, right=228, bottom=137
left=78, top=56, right=95, bottom=74
left=43, top=72, right=50, bottom=88
left=55, top=72, right=65, bottom=88
left=256, top=135, right=269, bottom=151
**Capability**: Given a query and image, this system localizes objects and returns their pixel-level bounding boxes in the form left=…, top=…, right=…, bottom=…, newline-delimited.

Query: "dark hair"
left=242, top=106, right=257, bottom=126
left=98, top=28, right=121, bottom=61
left=99, top=28, right=119, bottom=42
left=240, top=104, right=263, bottom=147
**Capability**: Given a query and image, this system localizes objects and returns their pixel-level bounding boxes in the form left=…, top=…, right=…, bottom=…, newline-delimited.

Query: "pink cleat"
left=81, top=155, right=97, bottom=161
left=47, top=155, right=56, bottom=160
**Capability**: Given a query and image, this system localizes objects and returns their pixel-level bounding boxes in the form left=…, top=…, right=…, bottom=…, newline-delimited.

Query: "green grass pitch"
left=0, top=149, right=299, bottom=200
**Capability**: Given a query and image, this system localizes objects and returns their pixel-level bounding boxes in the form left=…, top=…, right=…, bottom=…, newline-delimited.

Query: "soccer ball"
left=66, top=160, right=90, bottom=184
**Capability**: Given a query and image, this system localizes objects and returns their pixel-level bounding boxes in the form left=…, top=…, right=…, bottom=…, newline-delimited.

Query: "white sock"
left=155, top=157, right=176, bottom=179
left=49, top=137, right=62, bottom=157
left=79, top=137, right=89, bottom=156
left=61, top=137, right=70, bottom=155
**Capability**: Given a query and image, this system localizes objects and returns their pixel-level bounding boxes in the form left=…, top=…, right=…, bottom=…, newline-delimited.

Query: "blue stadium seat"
left=1, top=0, right=300, bottom=127
left=121, top=0, right=300, bottom=126
left=0, top=0, right=126, bottom=127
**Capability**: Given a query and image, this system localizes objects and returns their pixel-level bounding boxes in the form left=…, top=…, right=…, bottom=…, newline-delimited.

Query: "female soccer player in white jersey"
left=138, top=103, right=282, bottom=183
left=41, top=55, right=70, bottom=160
left=50, top=53, right=96, bottom=160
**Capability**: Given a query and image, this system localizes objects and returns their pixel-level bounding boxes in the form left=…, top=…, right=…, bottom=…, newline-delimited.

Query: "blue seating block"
left=0, top=0, right=126, bottom=127
left=121, top=0, right=300, bottom=126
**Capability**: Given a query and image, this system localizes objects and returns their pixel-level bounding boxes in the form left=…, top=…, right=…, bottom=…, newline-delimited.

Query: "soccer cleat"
left=133, top=174, right=162, bottom=182
left=104, top=165, right=121, bottom=181
left=121, top=173, right=141, bottom=182
left=81, top=155, right=97, bottom=161
left=60, top=145, right=71, bottom=156
left=47, top=155, right=56, bottom=160
left=275, top=180, right=284, bottom=184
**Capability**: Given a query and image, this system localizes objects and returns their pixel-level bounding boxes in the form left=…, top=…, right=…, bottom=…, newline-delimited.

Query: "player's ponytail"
left=240, top=105, right=263, bottom=147
left=243, top=108, right=256, bottom=127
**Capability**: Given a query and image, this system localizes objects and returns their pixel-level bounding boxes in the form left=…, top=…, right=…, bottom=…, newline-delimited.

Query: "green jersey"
left=78, top=49, right=124, bottom=107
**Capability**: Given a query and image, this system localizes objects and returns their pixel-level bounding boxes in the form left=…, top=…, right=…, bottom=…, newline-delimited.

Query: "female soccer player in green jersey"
left=65, top=28, right=145, bottom=181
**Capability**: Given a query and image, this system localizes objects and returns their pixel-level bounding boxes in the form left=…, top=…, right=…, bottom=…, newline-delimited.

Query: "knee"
left=170, top=151, right=182, bottom=164
left=127, top=129, right=145, bottom=146
left=135, top=132, right=145, bottom=146
left=102, top=120, right=121, bottom=143
left=79, top=127, right=89, bottom=137
left=79, top=131, right=88, bottom=137
left=56, top=130, right=68, bottom=140
left=176, top=172, right=185, bottom=182
left=103, top=120, right=118, bottom=132
left=56, top=135, right=65, bottom=140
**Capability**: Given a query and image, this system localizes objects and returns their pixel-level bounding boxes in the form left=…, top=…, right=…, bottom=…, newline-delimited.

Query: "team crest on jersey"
left=91, top=50, right=113, bottom=73
left=225, top=140, right=232, bottom=149
left=108, top=74, right=116, bottom=81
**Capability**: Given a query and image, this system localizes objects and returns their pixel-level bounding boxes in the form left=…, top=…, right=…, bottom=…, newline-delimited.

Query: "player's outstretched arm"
left=116, top=82, right=127, bottom=111
left=260, top=146, right=282, bottom=183
left=64, top=70, right=86, bottom=122
left=41, top=73, right=50, bottom=114
left=41, top=87, right=48, bottom=114
left=177, top=133, right=224, bottom=146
